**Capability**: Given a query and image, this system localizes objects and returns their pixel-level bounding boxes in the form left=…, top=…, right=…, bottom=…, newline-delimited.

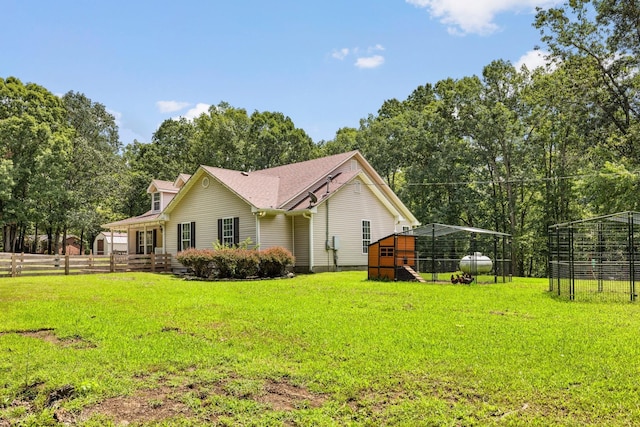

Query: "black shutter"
left=152, top=229, right=157, bottom=249
left=177, top=224, right=182, bottom=252
left=217, top=219, right=223, bottom=245
left=233, top=217, right=240, bottom=246
left=190, top=222, right=196, bottom=248
left=135, top=231, right=140, bottom=254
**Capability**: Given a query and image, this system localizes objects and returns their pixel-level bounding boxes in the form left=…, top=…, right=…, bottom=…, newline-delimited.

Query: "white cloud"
left=515, top=49, right=552, bottom=71
left=406, top=0, right=561, bottom=35
left=355, top=55, right=385, bottom=69
left=180, top=103, right=211, bottom=120
left=332, top=45, right=386, bottom=69
left=108, top=109, right=122, bottom=126
left=156, top=100, right=190, bottom=113
left=107, top=109, right=146, bottom=144
left=332, top=48, right=350, bottom=60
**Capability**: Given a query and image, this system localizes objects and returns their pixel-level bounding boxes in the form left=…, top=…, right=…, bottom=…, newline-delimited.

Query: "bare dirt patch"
left=1, top=328, right=96, bottom=349
left=81, top=386, right=191, bottom=425
left=258, top=379, right=326, bottom=411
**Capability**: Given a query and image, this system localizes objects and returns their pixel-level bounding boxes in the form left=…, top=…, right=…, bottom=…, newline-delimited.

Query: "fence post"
left=110, top=254, right=115, bottom=273
left=151, top=253, right=156, bottom=272
left=11, top=253, right=16, bottom=277
left=65, top=254, right=70, bottom=275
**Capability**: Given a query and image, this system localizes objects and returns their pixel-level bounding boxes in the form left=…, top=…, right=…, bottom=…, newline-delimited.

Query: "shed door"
left=97, top=239, right=104, bottom=255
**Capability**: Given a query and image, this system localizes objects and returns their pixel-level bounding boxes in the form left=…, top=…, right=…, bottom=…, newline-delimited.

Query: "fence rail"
left=0, top=253, right=172, bottom=277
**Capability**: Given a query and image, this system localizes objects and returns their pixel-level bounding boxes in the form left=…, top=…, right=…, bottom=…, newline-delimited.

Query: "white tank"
left=460, top=252, right=492, bottom=274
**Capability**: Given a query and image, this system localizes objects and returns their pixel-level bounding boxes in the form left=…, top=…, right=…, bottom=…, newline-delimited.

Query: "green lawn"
left=1, top=272, right=640, bottom=426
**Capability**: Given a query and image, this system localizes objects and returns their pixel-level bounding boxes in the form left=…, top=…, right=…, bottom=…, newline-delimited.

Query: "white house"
left=102, top=150, right=419, bottom=272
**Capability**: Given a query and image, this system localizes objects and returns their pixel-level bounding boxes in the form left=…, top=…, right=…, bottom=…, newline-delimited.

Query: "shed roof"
left=400, top=223, right=510, bottom=238
left=551, top=211, right=640, bottom=228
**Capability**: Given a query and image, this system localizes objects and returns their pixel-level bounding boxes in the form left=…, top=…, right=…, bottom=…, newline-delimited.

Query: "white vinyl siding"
left=166, top=173, right=256, bottom=268
left=259, top=214, right=292, bottom=250
left=312, top=177, right=396, bottom=269
left=293, top=215, right=309, bottom=267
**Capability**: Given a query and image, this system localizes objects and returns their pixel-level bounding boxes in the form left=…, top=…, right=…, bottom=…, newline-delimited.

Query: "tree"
left=191, top=103, right=251, bottom=170
left=0, top=77, right=70, bottom=252
left=58, top=91, right=123, bottom=253
left=535, top=0, right=640, bottom=159
left=245, top=110, right=314, bottom=170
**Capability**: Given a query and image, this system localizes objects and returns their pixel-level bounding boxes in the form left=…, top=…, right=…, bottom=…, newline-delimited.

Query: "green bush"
left=259, top=247, right=295, bottom=278
left=177, top=245, right=293, bottom=279
left=176, top=248, right=215, bottom=278
left=211, top=247, right=260, bottom=279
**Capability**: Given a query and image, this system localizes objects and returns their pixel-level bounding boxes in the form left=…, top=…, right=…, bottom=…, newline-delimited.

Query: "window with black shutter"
left=218, top=217, right=239, bottom=246
left=178, top=222, right=195, bottom=251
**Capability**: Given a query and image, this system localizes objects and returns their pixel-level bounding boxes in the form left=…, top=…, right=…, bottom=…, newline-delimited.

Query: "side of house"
left=102, top=150, right=419, bottom=273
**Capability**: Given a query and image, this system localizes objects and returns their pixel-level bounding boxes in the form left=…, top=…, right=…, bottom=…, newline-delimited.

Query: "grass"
left=1, top=272, right=640, bottom=425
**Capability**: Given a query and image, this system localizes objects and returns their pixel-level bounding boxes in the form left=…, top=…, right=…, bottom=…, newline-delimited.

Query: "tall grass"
left=1, top=272, right=640, bottom=425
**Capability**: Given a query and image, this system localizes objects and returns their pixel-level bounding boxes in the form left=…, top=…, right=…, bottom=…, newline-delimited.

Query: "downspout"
left=144, top=225, right=148, bottom=254
left=291, top=216, right=295, bottom=264
left=326, top=199, right=330, bottom=270
left=255, top=212, right=261, bottom=247
left=303, top=211, right=314, bottom=272
left=161, top=225, right=166, bottom=254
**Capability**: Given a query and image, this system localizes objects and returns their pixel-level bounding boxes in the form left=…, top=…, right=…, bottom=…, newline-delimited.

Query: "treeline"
left=0, top=0, right=638, bottom=276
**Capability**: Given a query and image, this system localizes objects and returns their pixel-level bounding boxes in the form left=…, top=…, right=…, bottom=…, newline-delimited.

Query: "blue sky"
left=1, top=0, right=559, bottom=145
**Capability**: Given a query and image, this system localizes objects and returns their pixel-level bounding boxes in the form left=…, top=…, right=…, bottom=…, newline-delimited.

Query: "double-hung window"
left=177, top=222, right=195, bottom=252
left=152, top=192, right=161, bottom=212
left=217, top=217, right=239, bottom=247
left=362, top=220, right=371, bottom=254
left=222, top=217, right=234, bottom=246
left=180, top=223, right=192, bottom=250
left=137, top=230, right=154, bottom=254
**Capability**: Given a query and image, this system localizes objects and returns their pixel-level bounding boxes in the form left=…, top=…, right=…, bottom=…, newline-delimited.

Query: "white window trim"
left=222, top=217, right=234, bottom=246
left=362, top=219, right=371, bottom=254
left=137, top=230, right=154, bottom=254
left=152, top=192, right=161, bottom=212
left=180, top=222, right=191, bottom=250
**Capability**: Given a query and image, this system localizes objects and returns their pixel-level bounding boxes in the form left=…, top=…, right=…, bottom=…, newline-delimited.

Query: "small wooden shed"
left=368, top=234, right=424, bottom=282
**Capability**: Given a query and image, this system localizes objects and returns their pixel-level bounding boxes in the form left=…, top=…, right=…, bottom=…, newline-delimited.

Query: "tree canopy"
left=0, top=0, right=638, bottom=276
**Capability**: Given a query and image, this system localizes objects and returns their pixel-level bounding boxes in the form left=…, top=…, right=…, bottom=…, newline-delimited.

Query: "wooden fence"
left=0, top=253, right=172, bottom=277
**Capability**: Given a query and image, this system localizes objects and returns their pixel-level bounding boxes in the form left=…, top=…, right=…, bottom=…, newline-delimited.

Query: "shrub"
left=176, top=248, right=215, bottom=278
left=234, top=249, right=260, bottom=278
left=177, top=245, right=293, bottom=279
left=259, top=247, right=295, bottom=278
left=211, top=247, right=260, bottom=279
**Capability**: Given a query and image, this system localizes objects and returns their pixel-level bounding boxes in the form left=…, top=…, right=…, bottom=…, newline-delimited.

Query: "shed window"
left=362, top=220, right=371, bottom=254
left=381, top=247, right=394, bottom=257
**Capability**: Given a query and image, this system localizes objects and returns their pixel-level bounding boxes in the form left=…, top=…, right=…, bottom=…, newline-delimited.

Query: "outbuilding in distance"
left=368, top=223, right=512, bottom=283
